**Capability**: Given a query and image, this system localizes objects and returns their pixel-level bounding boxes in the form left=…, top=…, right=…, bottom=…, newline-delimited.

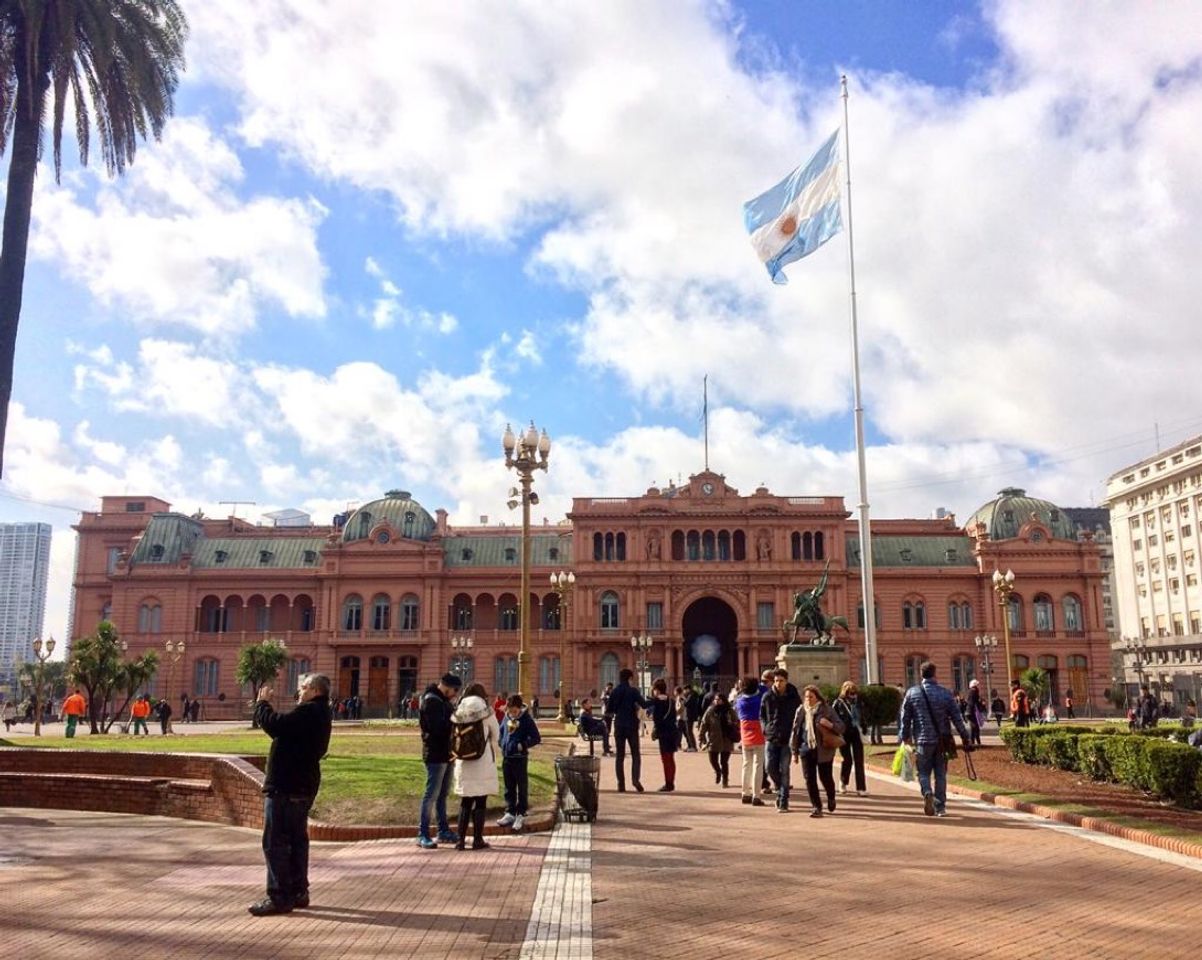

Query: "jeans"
left=503, top=756, right=529, bottom=815
left=420, top=761, right=452, bottom=838
left=263, top=794, right=314, bottom=905
left=766, top=742, right=791, bottom=808
left=839, top=731, right=867, bottom=791
left=614, top=726, right=641, bottom=788
left=915, top=741, right=948, bottom=810
left=740, top=743, right=765, bottom=797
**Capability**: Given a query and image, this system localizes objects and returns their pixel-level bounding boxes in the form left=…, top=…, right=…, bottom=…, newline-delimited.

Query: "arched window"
left=903, top=601, right=914, bottom=629
left=539, top=655, right=561, bottom=696
left=399, top=594, right=419, bottom=631
left=1013, top=653, right=1030, bottom=676
left=543, top=597, right=561, bottom=630
left=1037, top=654, right=1059, bottom=702
left=452, top=594, right=473, bottom=630
left=915, top=601, right=926, bottom=629
left=814, top=531, right=825, bottom=560
left=948, top=602, right=962, bottom=630
left=702, top=530, right=716, bottom=561
left=600, top=591, right=620, bottom=629
left=1062, top=595, right=1083, bottom=632
left=494, top=656, right=518, bottom=696
left=287, top=657, right=312, bottom=694
left=342, top=595, right=363, bottom=631
left=717, top=530, right=731, bottom=561
left=857, top=602, right=881, bottom=629
left=1033, top=594, right=1054, bottom=632
left=952, top=655, right=975, bottom=693
left=733, top=530, right=746, bottom=561
left=599, top=652, right=620, bottom=690
left=686, top=531, right=700, bottom=561
left=905, top=654, right=927, bottom=689
left=357, top=511, right=372, bottom=539
left=616, top=532, right=626, bottom=561
left=193, top=658, right=219, bottom=697
left=791, top=532, right=802, bottom=561
left=593, top=532, right=603, bottom=561
left=605, top=532, right=615, bottom=561
left=499, top=595, right=519, bottom=631
left=138, top=601, right=162, bottom=633
left=961, top=602, right=973, bottom=630
left=803, top=532, right=814, bottom=561
left=403, top=511, right=416, bottom=537
left=371, top=594, right=391, bottom=631
left=1007, top=595, right=1024, bottom=631
left=671, top=530, right=685, bottom=561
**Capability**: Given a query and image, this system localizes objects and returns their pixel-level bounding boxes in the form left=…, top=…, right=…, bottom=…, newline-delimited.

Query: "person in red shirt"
left=492, top=693, right=507, bottom=723
left=130, top=694, right=152, bottom=735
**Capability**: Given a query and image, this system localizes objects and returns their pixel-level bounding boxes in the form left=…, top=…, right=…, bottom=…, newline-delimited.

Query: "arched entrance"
left=682, top=597, right=739, bottom=686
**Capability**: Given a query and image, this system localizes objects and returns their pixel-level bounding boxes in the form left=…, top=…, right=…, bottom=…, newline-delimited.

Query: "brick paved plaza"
left=3, top=744, right=1200, bottom=959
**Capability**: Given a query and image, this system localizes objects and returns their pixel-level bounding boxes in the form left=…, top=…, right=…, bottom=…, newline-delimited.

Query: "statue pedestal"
left=776, top=643, right=849, bottom=688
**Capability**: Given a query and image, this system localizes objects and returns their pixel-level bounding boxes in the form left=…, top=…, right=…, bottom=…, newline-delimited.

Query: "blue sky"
left=4, top=0, right=1202, bottom=643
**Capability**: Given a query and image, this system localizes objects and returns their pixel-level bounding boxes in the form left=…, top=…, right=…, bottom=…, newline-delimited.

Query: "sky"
left=4, top=0, right=1202, bottom=649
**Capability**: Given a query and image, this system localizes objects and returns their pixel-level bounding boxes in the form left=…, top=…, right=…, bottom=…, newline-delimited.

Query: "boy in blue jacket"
left=498, top=694, right=541, bottom=832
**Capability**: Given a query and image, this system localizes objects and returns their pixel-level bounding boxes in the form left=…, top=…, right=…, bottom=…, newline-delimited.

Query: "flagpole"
left=703, top=375, right=709, bottom=470
left=841, top=74, right=878, bottom=685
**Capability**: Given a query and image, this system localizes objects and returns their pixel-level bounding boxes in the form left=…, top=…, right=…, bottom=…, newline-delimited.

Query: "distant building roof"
left=846, top=535, right=976, bottom=568
left=342, top=491, right=436, bottom=543
left=443, top=534, right=572, bottom=567
left=965, top=488, right=1076, bottom=541
left=1063, top=507, right=1111, bottom=536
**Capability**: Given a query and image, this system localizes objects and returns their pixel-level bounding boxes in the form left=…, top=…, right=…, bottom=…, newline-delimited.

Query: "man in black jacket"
left=417, top=673, right=462, bottom=848
left=760, top=669, right=802, bottom=812
left=603, top=669, right=648, bottom=792
left=249, top=672, right=332, bottom=916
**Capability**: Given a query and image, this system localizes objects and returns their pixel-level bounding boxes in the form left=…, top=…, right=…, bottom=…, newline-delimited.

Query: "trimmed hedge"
left=1001, top=723, right=1201, bottom=808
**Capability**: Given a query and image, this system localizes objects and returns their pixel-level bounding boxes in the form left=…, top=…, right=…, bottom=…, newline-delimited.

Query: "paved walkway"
left=3, top=740, right=1200, bottom=959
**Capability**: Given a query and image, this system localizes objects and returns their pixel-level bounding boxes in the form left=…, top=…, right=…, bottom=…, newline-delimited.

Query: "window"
left=150, top=544, right=165, bottom=560
left=1130, top=516, right=1141, bottom=529
left=903, top=602, right=914, bottom=629
left=1134, top=539, right=1143, bottom=550
left=1171, top=578, right=1181, bottom=592
left=948, top=602, right=962, bottom=630
left=454, top=604, right=472, bottom=630
left=599, top=652, right=620, bottom=690
left=371, top=595, right=391, bottom=631
left=259, top=550, right=273, bottom=565
left=961, top=603, right=973, bottom=630
left=399, top=594, right=419, bottom=631
left=342, top=595, right=363, bottom=631
left=403, top=511, right=416, bottom=537
left=98, top=600, right=111, bottom=623
left=1007, top=596, right=1023, bottom=631
left=500, top=602, right=519, bottom=631
left=616, top=532, right=627, bottom=561
left=303, top=550, right=317, bottom=565
left=106, top=547, right=122, bottom=574
left=137, top=602, right=162, bottom=634
left=687, top=531, right=700, bottom=561
left=549, top=547, right=559, bottom=561
left=857, top=602, right=881, bottom=629
left=904, top=655, right=926, bottom=689
left=1172, top=613, right=1184, bottom=635
left=600, top=591, right=620, bottom=629
left=1188, top=574, right=1199, bottom=586
left=125, top=501, right=146, bottom=512
left=539, top=655, right=561, bottom=696
left=646, top=602, right=663, bottom=630
left=1183, top=524, right=1193, bottom=538
left=287, top=657, right=312, bottom=694
left=915, top=602, right=926, bottom=629
left=757, top=602, right=775, bottom=630
left=1034, top=594, right=1054, bottom=632
left=461, top=548, right=474, bottom=561
left=193, top=659, right=219, bottom=697
left=593, top=533, right=603, bottom=561
left=1062, top=595, right=1082, bottom=631
left=493, top=656, right=518, bottom=696
left=504, top=547, right=517, bottom=562
left=1191, top=613, right=1201, bottom=635
left=951, top=655, right=975, bottom=693
left=1149, top=534, right=1159, bottom=546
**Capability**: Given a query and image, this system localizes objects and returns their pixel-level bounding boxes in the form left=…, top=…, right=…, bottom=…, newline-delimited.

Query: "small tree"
left=67, top=621, right=128, bottom=734
left=102, top=651, right=160, bottom=733
left=236, top=640, right=289, bottom=725
left=1021, top=667, right=1050, bottom=711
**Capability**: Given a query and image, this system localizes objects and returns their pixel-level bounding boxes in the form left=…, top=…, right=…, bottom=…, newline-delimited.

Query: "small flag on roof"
left=743, top=130, right=842, bottom=284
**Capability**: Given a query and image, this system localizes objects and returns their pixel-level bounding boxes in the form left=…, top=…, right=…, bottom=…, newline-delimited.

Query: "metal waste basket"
left=555, top=754, right=601, bottom=822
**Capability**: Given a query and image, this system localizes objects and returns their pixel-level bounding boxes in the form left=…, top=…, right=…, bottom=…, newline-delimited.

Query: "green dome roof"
left=966, top=487, right=1076, bottom=541
left=342, top=491, right=436, bottom=543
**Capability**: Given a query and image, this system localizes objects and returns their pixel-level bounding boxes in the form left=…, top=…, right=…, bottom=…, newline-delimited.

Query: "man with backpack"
left=417, top=673, right=462, bottom=849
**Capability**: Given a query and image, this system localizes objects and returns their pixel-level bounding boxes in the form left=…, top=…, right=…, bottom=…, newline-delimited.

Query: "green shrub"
left=1076, top=734, right=1114, bottom=781
left=1101, top=735, right=1152, bottom=791
left=858, top=684, right=904, bottom=731
left=1000, top=727, right=1040, bottom=763
left=1145, top=741, right=1202, bottom=807
left=1034, top=733, right=1079, bottom=771
left=1135, top=724, right=1191, bottom=743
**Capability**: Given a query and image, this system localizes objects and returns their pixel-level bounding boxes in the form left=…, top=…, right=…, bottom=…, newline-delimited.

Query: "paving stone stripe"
left=520, top=818, right=593, bottom=960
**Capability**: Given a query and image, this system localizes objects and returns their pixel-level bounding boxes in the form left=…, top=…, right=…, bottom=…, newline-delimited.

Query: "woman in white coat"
left=452, top=682, right=501, bottom=850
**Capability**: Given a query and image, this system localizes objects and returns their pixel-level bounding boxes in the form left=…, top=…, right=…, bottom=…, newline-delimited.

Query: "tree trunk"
left=0, top=54, right=49, bottom=477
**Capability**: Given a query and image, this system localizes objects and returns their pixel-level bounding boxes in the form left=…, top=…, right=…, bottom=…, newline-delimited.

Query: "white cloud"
left=30, top=116, right=328, bottom=337
left=361, top=257, right=458, bottom=333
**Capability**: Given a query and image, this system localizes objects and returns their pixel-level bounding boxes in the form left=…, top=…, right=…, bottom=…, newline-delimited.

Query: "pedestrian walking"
left=417, top=673, right=462, bottom=849
left=649, top=679, right=680, bottom=791
left=604, top=669, right=648, bottom=793
left=1010, top=680, right=1031, bottom=728
left=61, top=688, right=87, bottom=738
left=247, top=672, right=332, bottom=916
left=833, top=681, right=867, bottom=795
left=451, top=682, right=501, bottom=850
left=155, top=697, right=173, bottom=735
left=1, top=698, right=15, bottom=731
left=685, top=685, right=703, bottom=746
left=760, top=669, right=802, bottom=812
left=899, top=661, right=972, bottom=818
left=1136, top=685, right=1159, bottom=729
left=966, top=679, right=985, bottom=747
left=699, top=691, right=738, bottom=787
left=990, top=692, right=1005, bottom=729
left=674, top=686, right=697, bottom=752
left=497, top=694, right=540, bottom=832
left=734, top=677, right=767, bottom=807
left=1064, top=690, right=1076, bottom=720
left=790, top=684, right=844, bottom=818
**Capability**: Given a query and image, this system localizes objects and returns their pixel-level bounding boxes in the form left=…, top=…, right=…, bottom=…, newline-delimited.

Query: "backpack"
left=451, top=718, right=487, bottom=761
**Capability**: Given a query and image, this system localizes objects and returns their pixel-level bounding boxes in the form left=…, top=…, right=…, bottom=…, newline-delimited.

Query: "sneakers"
left=751, top=797, right=765, bottom=807
left=741, top=795, right=753, bottom=805
left=512, top=814, right=526, bottom=832
left=839, top=783, right=848, bottom=794
left=248, top=898, right=292, bottom=917
left=437, top=829, right=460, bottom=844
left=497, top=813, right=516, bottom=828
left=417, top=835, right=438, bottom=849
left=776, top=805, right=789, bottom=814
left=809, top=808, right=823, bottom=818
left=935, top=808, right=947, bottom=818
left=923, top=793, right=936, bottom=817
left=857, top=789, right=868, bottom=796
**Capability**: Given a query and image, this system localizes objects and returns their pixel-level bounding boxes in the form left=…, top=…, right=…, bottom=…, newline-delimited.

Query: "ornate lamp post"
left=164, top=639, right=185, bottom=733
left=1124, top=636, right=1149, bottom=702
left=30, top=636, right=55, bottom=737
left=974, top=634, right=998, bottom=698
left=991, top=569, right=1017, bottom=687
left=503, top=420, right=551, bottom=702
left=450, top=635, right=473, bottom=678
left=631, top=632, right=653, bottom=694
left=550, top=570, right=575, bottom=722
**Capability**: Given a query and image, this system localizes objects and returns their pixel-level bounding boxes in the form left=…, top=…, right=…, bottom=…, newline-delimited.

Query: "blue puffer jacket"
left=899, top=680, right=970, bottom=745
left=498, top=708, right=541, bottom=758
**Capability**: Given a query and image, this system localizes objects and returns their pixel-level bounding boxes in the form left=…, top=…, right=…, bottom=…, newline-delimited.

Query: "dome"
left=341, top=490, right=436, bottom=543
left=965, top=487, right=1076, bottom=541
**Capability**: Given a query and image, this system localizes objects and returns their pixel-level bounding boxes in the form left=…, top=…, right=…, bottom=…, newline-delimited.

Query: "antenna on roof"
left=219, top=500, right=256, bottom=519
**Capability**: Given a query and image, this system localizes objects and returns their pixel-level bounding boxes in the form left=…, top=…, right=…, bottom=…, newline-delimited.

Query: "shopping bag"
left=892, top=744, right=916, bottom=782
left=891, top=744, right=907, bottom=777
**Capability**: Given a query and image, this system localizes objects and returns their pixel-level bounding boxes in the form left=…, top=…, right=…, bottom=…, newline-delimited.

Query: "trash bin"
left=555, top=754, right=601, bottom=822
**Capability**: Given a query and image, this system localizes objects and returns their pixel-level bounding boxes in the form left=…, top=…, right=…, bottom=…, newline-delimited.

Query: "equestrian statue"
left=783, top=560, right=849, bottom=646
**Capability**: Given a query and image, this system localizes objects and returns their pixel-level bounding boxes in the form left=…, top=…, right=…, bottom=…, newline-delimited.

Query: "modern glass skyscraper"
left=0, top=522, right=53, bottom=696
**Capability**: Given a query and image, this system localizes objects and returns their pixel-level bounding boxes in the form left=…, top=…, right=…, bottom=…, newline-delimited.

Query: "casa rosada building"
left=70, top=473, right=1112, bottom=717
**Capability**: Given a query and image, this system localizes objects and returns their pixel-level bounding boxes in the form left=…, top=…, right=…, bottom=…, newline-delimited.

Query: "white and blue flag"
left=743, top=130, right=842, bottom=284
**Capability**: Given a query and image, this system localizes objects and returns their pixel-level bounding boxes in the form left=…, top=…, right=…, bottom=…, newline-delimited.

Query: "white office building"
left=0, top=522, right=53, bottom=696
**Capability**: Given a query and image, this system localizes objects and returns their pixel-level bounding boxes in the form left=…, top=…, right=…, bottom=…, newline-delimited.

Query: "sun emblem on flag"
left=779, top=215, right=798, bottom=236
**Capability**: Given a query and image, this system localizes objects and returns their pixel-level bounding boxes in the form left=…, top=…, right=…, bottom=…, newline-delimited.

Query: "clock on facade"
left=701, top=482, right=715, bottom=495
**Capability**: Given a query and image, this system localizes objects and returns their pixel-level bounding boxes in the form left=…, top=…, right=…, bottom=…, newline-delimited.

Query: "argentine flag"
left=743, top=130, right=842, bottom=284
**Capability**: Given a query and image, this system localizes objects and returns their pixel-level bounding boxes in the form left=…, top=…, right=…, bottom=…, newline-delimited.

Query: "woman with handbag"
left=647, top=678, right=680, bottom=792
left=698, top=691, right=738, bottom=787
left=966, top=679, right=985, bottom=746
left=790, top=685, right=845, bottom=818
left=833, top=681, right=867, bottom=795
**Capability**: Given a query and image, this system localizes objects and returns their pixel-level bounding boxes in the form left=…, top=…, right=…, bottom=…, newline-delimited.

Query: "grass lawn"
left=1, top=730, right=560, bottom=826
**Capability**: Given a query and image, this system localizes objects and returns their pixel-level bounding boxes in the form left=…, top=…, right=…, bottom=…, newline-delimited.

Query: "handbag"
left=819, top=725, right=845, bottom=750
left=920, top=687, right=957, bottom=760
